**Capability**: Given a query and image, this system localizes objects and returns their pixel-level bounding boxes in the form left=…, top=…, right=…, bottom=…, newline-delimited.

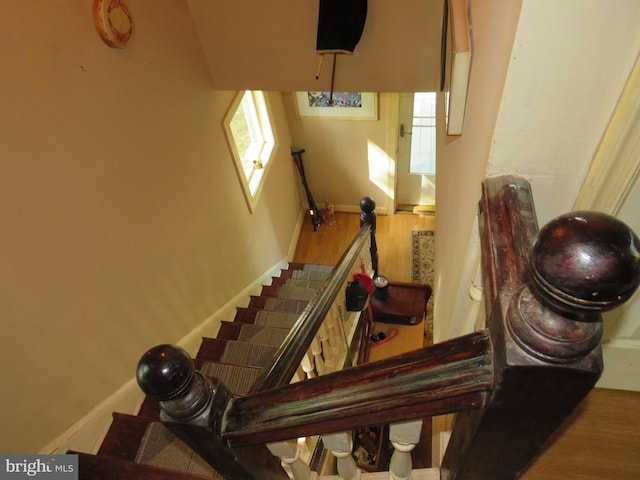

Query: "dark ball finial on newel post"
left=530, top=211, right=640, bottom=316
left=137, top=344, right=194, bottom=401
left=137, top=344, right=230, bottom=426
left=508, top=211, right=640, bottom=363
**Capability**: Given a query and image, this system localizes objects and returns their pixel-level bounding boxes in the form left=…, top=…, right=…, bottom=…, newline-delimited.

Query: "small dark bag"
left=346, top=279, right=369, bottom=311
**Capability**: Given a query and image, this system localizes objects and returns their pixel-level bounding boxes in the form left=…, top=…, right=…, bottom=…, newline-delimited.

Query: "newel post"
left=136, top=345, right=288, bottom=480
left=441, top=175, right=640, bottom=480
left=360, top=196, right=378, bottom=277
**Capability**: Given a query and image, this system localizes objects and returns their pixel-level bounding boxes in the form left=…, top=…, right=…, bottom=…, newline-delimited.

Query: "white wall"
left=439, top=0, right=640, bottom=341
left=0, top=1, right=300, bottom=453
left=488, top=0, right=640, bottom=225
left=433, top=0, right=523, bottom=341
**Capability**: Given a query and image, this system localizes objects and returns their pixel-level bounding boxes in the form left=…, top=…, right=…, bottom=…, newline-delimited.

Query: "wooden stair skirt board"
left=89, top=262, right=339, bottom=479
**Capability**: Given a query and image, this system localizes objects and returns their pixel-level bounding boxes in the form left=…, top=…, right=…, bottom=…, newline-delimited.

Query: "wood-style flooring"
left=292, top=211, right=640, bottom=479
left=293, top=211, right=436, bottom=283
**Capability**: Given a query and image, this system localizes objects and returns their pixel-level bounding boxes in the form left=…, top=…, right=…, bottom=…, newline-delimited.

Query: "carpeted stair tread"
left=292, top=269, right=331, bottom=281
left=220, top=341, right=278, bottom=368
left=263, top=297, right=309, bottom=314
left=200, top=362, right=261, bottom=395
left=254, top=310, right=301, bottom=329
left=136, top=422, right=222, bottom=478
left=277, top=285, right=318, bottom=301
left=284, top=278, right=325, bottom=289
left=302, top=264, right=333, bottom=273
left=237, top=323, right=290, bottom=346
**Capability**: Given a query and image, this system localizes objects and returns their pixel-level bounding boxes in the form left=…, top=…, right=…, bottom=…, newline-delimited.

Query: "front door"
left=396, top=93, right=437, bottom=210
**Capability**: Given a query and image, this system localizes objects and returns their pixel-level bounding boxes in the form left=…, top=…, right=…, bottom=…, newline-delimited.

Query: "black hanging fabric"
left=316, top=0, right=368, bottom=54
left=315, top=0, right=367, bottom=101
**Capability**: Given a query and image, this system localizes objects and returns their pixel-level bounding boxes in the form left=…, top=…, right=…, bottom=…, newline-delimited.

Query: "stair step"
left=77, top=452, right=217, bottom=480
left=286, top=262, right=306, bottom=271
left=249, top=295, right=309, bottom=313
left=264, top=284, right=317, bottom=301
left=200, top=362, right=261, bottom=395
left=197, top=338, right=278, bottom=368
left=254, top=310, right=301, bottom=329
left=136, top=422, right=221, bottom=478
left=292, top=268, right=331, bottom=281
left=99, top=413, right=153, bottom=461
left=286, top=278, right=325, bottom=289
left=233, top=307, right=259, bottom=323
left=264, top=296, right=309, bottom=313
left=237, top=323, right=290, bottom=346
left=302, top=264, right=333, bottom=273
left=196, top=338, right=227, bottom=363
left=220, top=340, right=278, bottom=368
left=271, top=276, right=326, bottom=288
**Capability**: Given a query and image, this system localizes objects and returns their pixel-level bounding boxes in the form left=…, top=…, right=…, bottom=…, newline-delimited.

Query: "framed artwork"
left=294, top=92, right=378, bottom=120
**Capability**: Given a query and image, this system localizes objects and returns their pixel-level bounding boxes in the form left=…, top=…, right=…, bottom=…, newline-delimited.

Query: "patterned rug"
left=411, top=230, right=435, bottom=346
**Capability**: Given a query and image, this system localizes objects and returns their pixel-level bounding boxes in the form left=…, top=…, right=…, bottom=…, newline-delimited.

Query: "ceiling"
left=187, top=0, right=445, bottom=93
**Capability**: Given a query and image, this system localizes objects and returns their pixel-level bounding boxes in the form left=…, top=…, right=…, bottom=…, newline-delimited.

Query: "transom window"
left=223, top=91, right=276, bottom=211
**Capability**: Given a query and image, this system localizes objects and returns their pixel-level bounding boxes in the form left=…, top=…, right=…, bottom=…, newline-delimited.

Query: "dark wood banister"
left=135, top=178, right=640, bottom=479
left=248, top=203, right=374, bottom=393
left=222, top=329, right=493, bottom=447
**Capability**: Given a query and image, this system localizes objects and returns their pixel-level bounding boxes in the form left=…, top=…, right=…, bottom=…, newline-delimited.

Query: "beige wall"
left=433, top=0, right=523, bottom=341
left=283, top=92, right=396, bottom=214
left=188, top=0, right=443, bottom=92
left=0, top=1, right=300, bottom=453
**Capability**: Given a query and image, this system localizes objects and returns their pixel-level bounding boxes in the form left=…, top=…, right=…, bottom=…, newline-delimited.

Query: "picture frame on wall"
left=294, top=92, right=378, bottom=120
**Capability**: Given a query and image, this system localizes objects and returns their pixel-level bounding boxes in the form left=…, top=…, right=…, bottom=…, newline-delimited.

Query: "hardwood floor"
left=293, top=211, right=436, bottom=283
left=292, top=210, right=640, bottom=478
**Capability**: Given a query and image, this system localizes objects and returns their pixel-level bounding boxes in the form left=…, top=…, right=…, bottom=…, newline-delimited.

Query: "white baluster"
left=326, top=305, right=343, bottom=362
left=292, top=363, right=306, bottom=383
left=310, top=335, right=327, bottom=375
left=267, top=440, right=312, bottom=480
left=300, top=348, right=316, bottom=379
left=389, top=419, right=423, bottom=480
left=321, top=432, right=360, bottom=480
left=317, top=320, right=334, bottom=371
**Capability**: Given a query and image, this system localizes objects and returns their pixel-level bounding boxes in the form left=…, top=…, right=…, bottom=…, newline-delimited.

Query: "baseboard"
left=334, top=203, right=390, bottom=215
left=38, top=377, right=144, bottom=455
left=597, top=339, right=640, bottom=391
left=37, top=243, right=304, bottom=455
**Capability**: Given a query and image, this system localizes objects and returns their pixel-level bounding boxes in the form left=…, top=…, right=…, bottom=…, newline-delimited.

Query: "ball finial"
left=136, top=344, right=194, bottom=401
left=360, top=196, right=376, bottom=214
left=530, top=211, right=640, bottom=316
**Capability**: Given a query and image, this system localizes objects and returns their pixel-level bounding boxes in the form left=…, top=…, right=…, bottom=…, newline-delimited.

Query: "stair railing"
left=135, top=177, right=640, bottom=480
left=249, top=196, right=378, bottom=392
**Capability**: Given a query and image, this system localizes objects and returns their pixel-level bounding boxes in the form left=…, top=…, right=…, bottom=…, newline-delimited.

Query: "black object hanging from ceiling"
left=315, top=0, right=368, bottom=102
left=316, top=0, right=367, bottom=54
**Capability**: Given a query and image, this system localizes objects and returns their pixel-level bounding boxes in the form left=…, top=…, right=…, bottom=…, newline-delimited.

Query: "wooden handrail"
left=223, top=330, right=493, bottom=447
left=248, top=222, right=372, bottom=393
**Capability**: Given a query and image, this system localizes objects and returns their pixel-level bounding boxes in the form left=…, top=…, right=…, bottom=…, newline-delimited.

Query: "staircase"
left=65, top=181, right=638, bottom=480
left=78, top=262, right=343, bottom=479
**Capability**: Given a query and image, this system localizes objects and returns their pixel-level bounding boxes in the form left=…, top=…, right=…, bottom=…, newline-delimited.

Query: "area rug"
left=411, top=230, right=435, bottom=346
